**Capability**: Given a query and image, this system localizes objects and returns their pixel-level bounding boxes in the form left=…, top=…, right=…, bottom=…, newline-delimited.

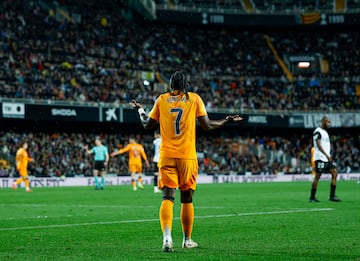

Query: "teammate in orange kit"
left=13, top=141, right=34, bottom=192
left=111, top=137, right=149, bottom=191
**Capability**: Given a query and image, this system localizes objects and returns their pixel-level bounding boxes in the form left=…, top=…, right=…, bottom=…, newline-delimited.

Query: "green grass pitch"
left=0, top=181, right=359, bottom=261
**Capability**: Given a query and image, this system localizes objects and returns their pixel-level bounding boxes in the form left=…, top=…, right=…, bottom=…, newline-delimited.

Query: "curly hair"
left=170, top=71, right=187, bottom=92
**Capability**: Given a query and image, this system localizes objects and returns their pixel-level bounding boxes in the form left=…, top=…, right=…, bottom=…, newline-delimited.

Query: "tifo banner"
left=1, top=174, right=359, bottom=188
left=300, top=12, right=321, bottom=25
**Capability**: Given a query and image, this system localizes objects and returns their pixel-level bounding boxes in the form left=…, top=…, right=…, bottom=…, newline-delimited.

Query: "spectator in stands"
left=0, top=0, right=359, bottom=111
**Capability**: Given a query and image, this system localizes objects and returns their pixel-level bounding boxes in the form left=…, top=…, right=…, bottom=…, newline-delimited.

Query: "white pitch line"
left=0, top=204, right=159, bottom=209
left=0, top=208, right=334, bottom=232
left=0, top=204, right=224, bottom=209
left=197, top=208, right=335, bottom=219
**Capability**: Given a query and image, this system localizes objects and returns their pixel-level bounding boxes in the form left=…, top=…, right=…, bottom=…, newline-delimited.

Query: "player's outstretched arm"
left=198, top=115, right=243, bottom=131
left=129, top=100, right=157, bottom=130
left=110, top=151, right=118, bottom=157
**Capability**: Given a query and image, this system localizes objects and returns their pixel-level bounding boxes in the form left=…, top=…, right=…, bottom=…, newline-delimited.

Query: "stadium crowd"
left=0, top=1, right=359, bottom=178
left=0, top=130, right=358, bottom=177
left=0, top=0, right=359, bottom=111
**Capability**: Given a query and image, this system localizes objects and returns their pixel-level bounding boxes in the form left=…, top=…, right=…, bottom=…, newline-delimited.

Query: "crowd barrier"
left=2, top=102, right=360, bottom=128
left=1, top=173, right=359, bottom=188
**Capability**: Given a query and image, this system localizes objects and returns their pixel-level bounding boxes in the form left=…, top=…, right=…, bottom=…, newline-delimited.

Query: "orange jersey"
left=118, top=143, right=148, bottom=166
left=16, top=148, right=33, bottom=171
left=148, top=92, right=207, bottom=159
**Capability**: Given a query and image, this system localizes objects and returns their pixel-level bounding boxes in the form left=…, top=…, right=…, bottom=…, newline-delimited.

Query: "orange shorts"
left=158, top=158, right=198, bottom=191
left=17, top=168, right=28, bottom=177
left=129, top=163, right=142, bottom=173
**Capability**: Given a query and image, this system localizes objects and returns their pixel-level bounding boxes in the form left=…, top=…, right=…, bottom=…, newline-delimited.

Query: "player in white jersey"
left=309, top=116, right=341, bottom=202
left=153, top=131, right=161, bottom=193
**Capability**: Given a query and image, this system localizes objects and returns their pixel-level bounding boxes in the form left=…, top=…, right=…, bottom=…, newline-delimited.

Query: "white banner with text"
left=1, top=173, right=360, bottom=188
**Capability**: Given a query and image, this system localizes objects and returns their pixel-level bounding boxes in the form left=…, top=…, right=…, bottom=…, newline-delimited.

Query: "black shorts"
left=94, top=161, right=106, bottom=171
left=314, top=160, right=336, bottom=173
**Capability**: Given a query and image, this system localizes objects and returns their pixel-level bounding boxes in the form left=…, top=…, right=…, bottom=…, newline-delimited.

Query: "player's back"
left=16, top=148, right=28, bottom=169
left=128, top=143, right=144, bottom=160
left=149, top=92, right=207, bottom=160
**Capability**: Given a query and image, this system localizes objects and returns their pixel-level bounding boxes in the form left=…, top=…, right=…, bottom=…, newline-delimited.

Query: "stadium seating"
left=0, top=0, right=359, bottom=111
left=0, top=1, right=359, bottom=177
left=0, top=130, right=358, bottom=177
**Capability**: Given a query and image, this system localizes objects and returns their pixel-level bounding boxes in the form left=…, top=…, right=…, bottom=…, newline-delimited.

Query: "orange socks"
left=160, top=201, right=194, bottom=239
left=160, top=200, right=174, bottom=233
left=181, top=203, right=194, bottom=238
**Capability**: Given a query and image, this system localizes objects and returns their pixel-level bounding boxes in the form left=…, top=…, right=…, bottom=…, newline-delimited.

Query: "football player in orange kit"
left=13, top=141, right=34, bottom=192
left=111, top=137, right=150, bottom=191
left=130, top=71, right=242, bottom=252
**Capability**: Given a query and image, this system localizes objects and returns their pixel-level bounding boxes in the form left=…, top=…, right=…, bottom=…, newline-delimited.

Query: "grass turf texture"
left=0, top=181, right=359, bottom=261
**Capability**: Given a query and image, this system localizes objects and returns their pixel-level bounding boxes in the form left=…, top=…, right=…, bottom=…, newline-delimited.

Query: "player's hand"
left=84, top=144, right=88, bottom=150
left=129, top=100, right=142, bottom=110
left=225, top=115, right=243, bottom=122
